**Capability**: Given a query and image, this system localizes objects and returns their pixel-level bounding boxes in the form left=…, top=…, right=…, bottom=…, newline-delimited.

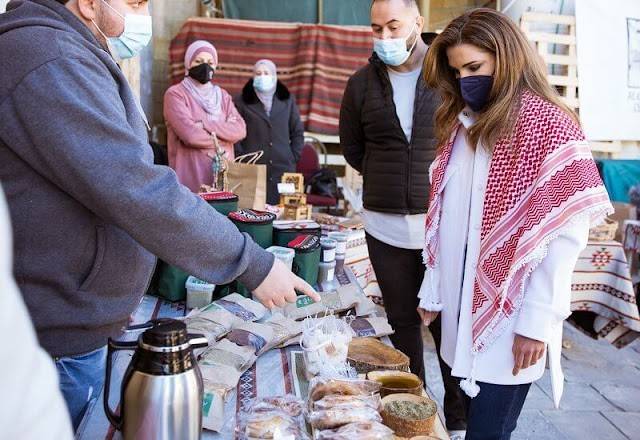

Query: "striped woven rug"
left=169, top=18, right=372, bottom=135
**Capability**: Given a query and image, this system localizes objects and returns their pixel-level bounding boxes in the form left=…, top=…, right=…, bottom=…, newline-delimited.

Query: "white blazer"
left=418, top=111, right=589, bottom=407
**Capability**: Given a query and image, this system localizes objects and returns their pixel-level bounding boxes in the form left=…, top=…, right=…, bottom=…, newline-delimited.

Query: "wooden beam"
left=418, top=0, right=430, bottom=30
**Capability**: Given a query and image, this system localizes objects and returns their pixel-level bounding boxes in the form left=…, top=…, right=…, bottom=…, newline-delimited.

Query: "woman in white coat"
left=418, top=8, right=612, bottom=440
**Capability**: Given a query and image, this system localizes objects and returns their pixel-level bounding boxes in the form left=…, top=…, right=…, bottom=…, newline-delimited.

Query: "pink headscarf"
left=184, top=40, right=218, bottom=71
left=181, top=40, right=222, bottom=120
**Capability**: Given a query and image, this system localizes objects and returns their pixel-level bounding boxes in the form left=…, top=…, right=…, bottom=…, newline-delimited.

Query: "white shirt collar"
left=457, top=107, right=477, bottom=129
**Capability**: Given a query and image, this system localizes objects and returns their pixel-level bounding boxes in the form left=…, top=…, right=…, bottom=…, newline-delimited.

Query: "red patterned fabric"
left=169, top=18, right=372, bottom=135
left=424, top=91, right=613, bottom=353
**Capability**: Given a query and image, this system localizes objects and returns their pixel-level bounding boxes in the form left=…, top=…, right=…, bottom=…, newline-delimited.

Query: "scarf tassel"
left=459, top=356, right=480, bottom=398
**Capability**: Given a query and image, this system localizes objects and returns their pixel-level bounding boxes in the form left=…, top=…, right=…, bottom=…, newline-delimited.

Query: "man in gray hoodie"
left=0, top=0, right=318, bottom=429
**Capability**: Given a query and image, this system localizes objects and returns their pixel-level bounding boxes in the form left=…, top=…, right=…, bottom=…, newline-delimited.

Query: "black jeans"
left=466, top=382, right=531, bottom=440
left=365, top=232, right=469, bottom=431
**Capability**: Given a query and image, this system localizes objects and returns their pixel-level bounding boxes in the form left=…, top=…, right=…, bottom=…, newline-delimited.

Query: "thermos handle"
left=104, top=338, right=137, bottom=431
left=187, top=333, right=209, bottom=350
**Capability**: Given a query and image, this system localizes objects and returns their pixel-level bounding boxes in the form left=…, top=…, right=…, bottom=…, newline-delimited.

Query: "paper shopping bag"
left=227, top=152, right=267, bottom=210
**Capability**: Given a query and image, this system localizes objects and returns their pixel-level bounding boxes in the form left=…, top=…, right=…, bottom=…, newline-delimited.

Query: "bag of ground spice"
left=226, top=314, right=302, bottom=355
left=200, top=339, right=258, bottom=432
left=282, top=284, right=372, bottom=321
left=349, top=317, right=394, bottom=338
left=205, top=293, right=268, bottom=325
left=184, top=307, right=236, bottom=343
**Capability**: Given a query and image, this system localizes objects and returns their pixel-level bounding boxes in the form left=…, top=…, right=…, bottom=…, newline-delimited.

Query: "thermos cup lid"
left=141, top=319, right=188, bottom=349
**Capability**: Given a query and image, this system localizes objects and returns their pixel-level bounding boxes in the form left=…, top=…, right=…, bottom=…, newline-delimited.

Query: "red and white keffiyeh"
left=424, top=91, right=612, bottom=363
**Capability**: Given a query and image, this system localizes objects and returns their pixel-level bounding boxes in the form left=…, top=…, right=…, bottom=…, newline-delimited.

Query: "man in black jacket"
left=340, top=0, right=468, bottom=436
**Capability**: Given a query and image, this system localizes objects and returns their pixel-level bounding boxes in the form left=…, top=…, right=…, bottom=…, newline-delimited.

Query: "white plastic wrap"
left=300, top=315, right=354, bottom=378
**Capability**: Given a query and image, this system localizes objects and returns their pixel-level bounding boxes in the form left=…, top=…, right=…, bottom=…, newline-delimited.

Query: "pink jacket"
left=163, top=83, right=246, bottom=192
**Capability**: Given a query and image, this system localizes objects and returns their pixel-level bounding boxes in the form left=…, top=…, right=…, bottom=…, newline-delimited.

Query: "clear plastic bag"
left=236, top=410, right=310, bottom=440
left=316, top=421, right=394, bottom=440
left=308, top=406, right=382, bottom=430
left=235, top=395, right=310, bottom=440
left=307, top=377, right=381, bottom=403
left=246, top=395, right=305, bottom=419
left=312, top=393, right=381, bottom=412
left=300, top=315, right=354, bottom=378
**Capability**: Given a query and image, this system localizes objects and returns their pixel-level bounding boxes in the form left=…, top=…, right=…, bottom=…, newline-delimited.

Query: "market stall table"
left=77, top=270, right=449, bottom=440
left=570, top=240, right=640, bottom=348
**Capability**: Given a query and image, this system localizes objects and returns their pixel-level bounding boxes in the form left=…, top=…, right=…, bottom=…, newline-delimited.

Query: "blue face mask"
left=253, top=75, right=276, bottom=93
left=459, top=75, right=494, bottom=112
left=93, top=0, right=152, bottom=59
left=373, top=22, right=419, bottom=67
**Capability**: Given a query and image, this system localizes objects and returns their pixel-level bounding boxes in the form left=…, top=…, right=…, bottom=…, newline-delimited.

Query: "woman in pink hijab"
left=164, top=40, right=246, bottom=192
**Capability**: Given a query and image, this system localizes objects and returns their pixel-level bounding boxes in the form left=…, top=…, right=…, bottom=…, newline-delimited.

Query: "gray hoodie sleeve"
left=0, top=56, right=273, bottom=291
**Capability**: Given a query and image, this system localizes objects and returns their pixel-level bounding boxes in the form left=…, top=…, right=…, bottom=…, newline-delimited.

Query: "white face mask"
left=93, top=0, right=152, bottom=59
left=253, top=75, right=276, bottom=93
left=373, top=21, right=419, bottom=66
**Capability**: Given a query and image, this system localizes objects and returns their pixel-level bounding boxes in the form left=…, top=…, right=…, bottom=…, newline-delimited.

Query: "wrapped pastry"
left=308, top=378, right=381, bottom=402
left=236, top=409, right=310, bottom=440
left=313, top=394, right=381, bottom=412
left=250, top=395, right=305, bottom=418
left=308, top=406, right=382, bottom=430
left=316, top=421, right=394, bottom=440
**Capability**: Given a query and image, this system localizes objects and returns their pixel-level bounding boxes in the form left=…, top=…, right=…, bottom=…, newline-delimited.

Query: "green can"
left=155, top=261, right=189, bottom=302
left=288, top=234, right=321, bottom=287
left=200, top=191, right=239, bottom=216
left=273, top=220, right=321, bottom=247
left=228, top=209, right=277, bottom=249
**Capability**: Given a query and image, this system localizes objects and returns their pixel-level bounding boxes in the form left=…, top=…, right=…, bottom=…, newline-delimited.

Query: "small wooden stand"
left=279, top=173, right=312, bottom=220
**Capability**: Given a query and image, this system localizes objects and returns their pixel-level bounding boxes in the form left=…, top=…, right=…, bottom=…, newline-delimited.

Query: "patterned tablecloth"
left=343, top=231, right=640, bottom=349
left=77, top=267, right=448, bottom=440
left=571, top=240, right=640, bottom=347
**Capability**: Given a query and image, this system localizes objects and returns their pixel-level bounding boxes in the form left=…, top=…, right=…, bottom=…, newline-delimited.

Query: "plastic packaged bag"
left=308, top=406, right=382, bottom=430
left=204, top=293, right=268, bottom=324
left=312, top=393, right=381, bottom=411
left=184, top=307, right=236, bottom=343
left=236, top=395, right=310, bottom=440
left=199, top=339, right=258, bottom=432
left=316, top=421, right=394, bottom=440
left=300, top=315, right=353, bottom=378
left=283, top=284, right=375, bottom=320
left=308, top=377, right=381, bottom=403
left=247, top=395, right=305, bottom=419
left=227, top=314, right=302, bottom=356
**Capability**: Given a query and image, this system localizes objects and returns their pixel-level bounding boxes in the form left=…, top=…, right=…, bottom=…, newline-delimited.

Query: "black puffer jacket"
left=340, top=36, right=440, bottom=214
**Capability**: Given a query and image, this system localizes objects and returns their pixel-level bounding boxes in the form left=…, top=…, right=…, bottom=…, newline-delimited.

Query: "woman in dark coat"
left=234, top=60, right=305, bottom=205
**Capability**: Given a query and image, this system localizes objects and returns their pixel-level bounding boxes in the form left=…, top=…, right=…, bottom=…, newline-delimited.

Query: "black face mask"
left=188, top=63, right=215, bottom=84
